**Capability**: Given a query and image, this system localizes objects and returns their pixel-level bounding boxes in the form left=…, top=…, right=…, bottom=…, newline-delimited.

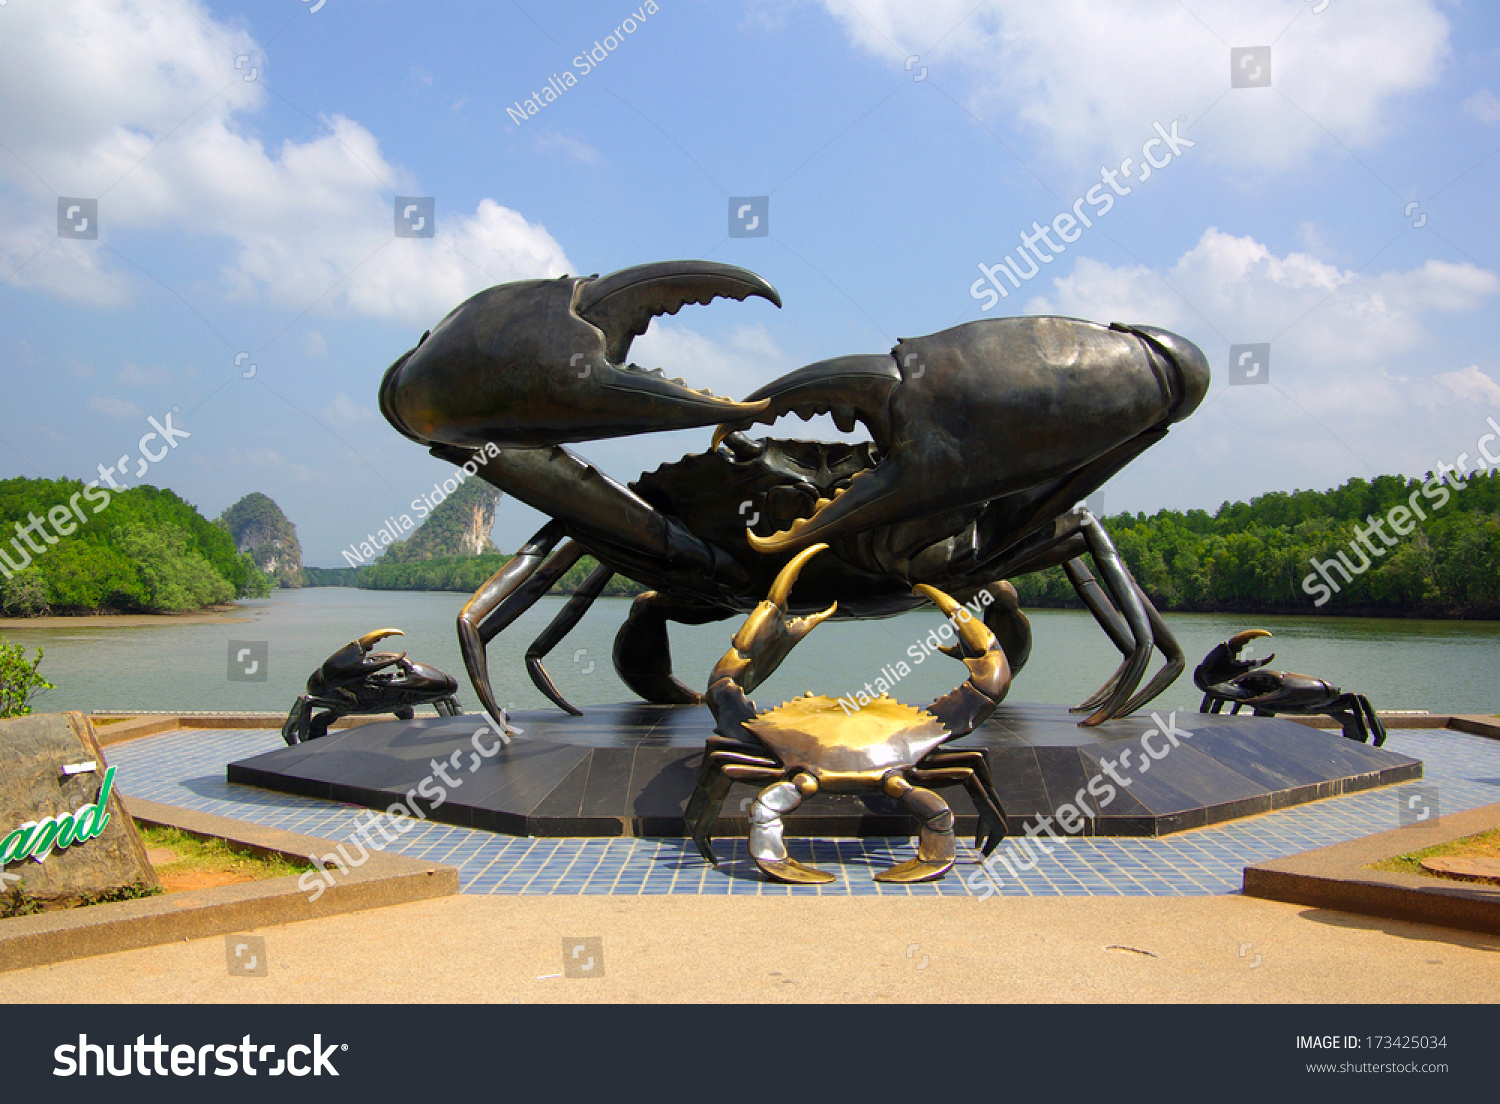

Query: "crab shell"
left=740, top=693, right=953, bottom=788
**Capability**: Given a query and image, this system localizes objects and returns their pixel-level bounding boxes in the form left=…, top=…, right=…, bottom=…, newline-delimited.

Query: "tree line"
left=311, top=469, right=1500, bottom=619
left=1016, top=471, right=1500, bottom=618
left=307, top=554, right=645, bottom=596
left=0, top=478, right=271, bottom=615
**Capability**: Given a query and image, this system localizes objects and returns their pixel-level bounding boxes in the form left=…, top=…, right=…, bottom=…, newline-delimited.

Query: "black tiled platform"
left=226, top=702, right=1423, bottom=838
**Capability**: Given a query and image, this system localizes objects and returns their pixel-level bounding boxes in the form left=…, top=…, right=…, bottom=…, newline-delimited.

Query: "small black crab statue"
left=281, top=629, right=463, bottom=745
left=1194, top=630, right=1386, bottom=746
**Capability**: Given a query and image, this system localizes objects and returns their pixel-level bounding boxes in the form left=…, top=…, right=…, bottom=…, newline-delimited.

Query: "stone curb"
left=1243, top=800, right=1500, bottom=935
left=0, top=796, right=458, bottom=972
left=1284, top=713, right=1500, bottom=738
left=90, top=712, right=395, bottom=745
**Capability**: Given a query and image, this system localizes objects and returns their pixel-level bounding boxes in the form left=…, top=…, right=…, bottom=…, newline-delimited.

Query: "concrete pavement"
left=4, top=891, right=1496, bottom=1003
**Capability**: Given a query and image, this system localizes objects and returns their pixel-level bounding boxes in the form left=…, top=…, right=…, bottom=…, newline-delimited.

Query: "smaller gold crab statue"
left=686, top=544, right=1012, bottom=884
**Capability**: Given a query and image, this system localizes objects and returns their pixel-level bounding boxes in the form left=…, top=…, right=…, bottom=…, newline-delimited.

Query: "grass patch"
left=2, top=829, right=312, bottom=917
left=91, top=716, right=132, bottom=726
left=1369, top=827, right=1500, bottom=885
left=138, top=824, right=314, bottom=881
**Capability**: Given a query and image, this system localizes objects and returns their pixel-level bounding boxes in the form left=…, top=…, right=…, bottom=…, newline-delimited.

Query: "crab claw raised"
left=318, top=628, right=409, bottom=691
left=739, top=317, right=1210, bottom=555
left=914, top=584, right=1012, bottom=740
left=356, top=628, right=405, bottom=652
left=710, top=543, right=838, bottom=695
left=380, top=260, right=779, bottom=449
left=1193, top=629, right=1274, bottom=693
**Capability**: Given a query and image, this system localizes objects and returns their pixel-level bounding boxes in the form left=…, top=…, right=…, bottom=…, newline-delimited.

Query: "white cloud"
left=1026, top=228, right=1499, bottom=369
left=1433, top=364, right=1500, bottom=409
left=322, top=391, right=381, bottom=430
left=630, top=320, right=790, bottom=398
left=1462, top=88, right=1500, bottom=123
left=0, top=0, right=572, bottom=322
left=534, top=131, right=603, bottom=165
left=1019, top=229, right=1500, bottom=509
left=0, top=229, right=132, bottom=305
left=116, top=362, right=173, bottom=386
left=820, top=0, right=1449, bottom=170
left=222, top=446, right=323, bottom=485
left=302, top=331, right=328, bottom=357
left=88, top=395, right=144, bottom=419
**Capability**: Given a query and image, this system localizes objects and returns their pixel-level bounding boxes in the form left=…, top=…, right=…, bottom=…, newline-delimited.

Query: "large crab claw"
left=379, top=260, right=779, bottom=449
left=708, top=543, right=838, bottom=695
left=1193, top=629, right=1274, bottom=693
left=731, top=318, right=1209, bottom=554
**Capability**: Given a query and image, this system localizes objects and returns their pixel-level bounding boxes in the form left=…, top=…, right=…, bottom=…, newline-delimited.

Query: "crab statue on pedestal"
left=281, top=629, right=462, bottom=745
left=1194, top=629, right=1386, bottom=746
left=684, top=544, right=1011, bottom=885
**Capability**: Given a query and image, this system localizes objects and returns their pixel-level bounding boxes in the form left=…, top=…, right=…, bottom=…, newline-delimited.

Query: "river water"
left=3, top=587, right=1496, bottom=718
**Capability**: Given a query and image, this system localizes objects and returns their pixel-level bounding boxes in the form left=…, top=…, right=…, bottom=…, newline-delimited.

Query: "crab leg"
left=1064, top=558, right=1133, bottom=655
left=876, top=775, right=956, bottom=883
left=685, top=742, right=767, bottom=863
left=730, top=772, right=834, bottom=884
left=1074, top=513, right=1154, bottom=726
left=684, top=767, right=735, bottom=864
left=525, top=561, right=615, bottom=715
left=281, top=696, right=312, bottom=746
left=456, top=521, right=569, bottom=729
left=475, top=540, right=585, bottom=643
left=916, top=751, right=1008, bottom=855
left=433, top=439, right=753, bottom=720
left=685, top=748, right=781, bottom=864
left=681, top=738, right=774, bottom=858
left=613, top=593, right=725, bottom=706
left=1069, top=569, right=1183, bottom=718
left=1116, top=596, right=1184, bottom=717
left=1359, top=695, right=1388, bottom=747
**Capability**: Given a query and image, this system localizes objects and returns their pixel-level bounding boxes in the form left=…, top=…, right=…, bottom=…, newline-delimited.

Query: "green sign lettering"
left=0, top=765, right=115, bottom=866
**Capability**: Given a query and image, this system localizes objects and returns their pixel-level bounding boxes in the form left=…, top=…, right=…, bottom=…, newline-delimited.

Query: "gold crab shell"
left=742, top=692, right=952, bottom=784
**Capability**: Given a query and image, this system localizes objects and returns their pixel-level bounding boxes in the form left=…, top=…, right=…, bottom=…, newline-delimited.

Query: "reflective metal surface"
left=281, top=628, right=463, bottom=745
left=1194, top=630, right=1387, bottom=745
left=688, top=546, right=1012, bottom=883
left=378, top=261, right=1211, bottom=731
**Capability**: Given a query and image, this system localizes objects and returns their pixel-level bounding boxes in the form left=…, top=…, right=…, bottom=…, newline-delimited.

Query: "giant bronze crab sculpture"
left=1195, top=630, right=1386, bottom=745
left=281, top=629, right=462, bottom=745
left=379, top=261, right=1209, bottom=730
left=687, top=543, right=1010, bottom=884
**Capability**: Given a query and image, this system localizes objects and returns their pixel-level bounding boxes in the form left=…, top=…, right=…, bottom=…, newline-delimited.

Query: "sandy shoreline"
left=0, top=606, right=256, bottom=629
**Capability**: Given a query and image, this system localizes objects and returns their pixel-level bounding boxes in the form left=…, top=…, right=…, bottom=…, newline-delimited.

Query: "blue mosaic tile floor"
left=106, top=727, right=1500, bottom=897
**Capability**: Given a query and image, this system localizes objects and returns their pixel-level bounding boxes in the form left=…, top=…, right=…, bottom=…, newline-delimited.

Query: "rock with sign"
left=0, top=712, right=158, bottom=910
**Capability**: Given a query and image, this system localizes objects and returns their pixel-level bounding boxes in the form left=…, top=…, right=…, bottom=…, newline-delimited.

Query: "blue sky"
left=1, top=0, right=1497, bottom=565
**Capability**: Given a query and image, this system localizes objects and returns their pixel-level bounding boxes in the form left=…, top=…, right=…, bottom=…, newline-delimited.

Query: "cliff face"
left=383, top=477, right=501, bottom=563
left=216, top=492, right=304, bottom=587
